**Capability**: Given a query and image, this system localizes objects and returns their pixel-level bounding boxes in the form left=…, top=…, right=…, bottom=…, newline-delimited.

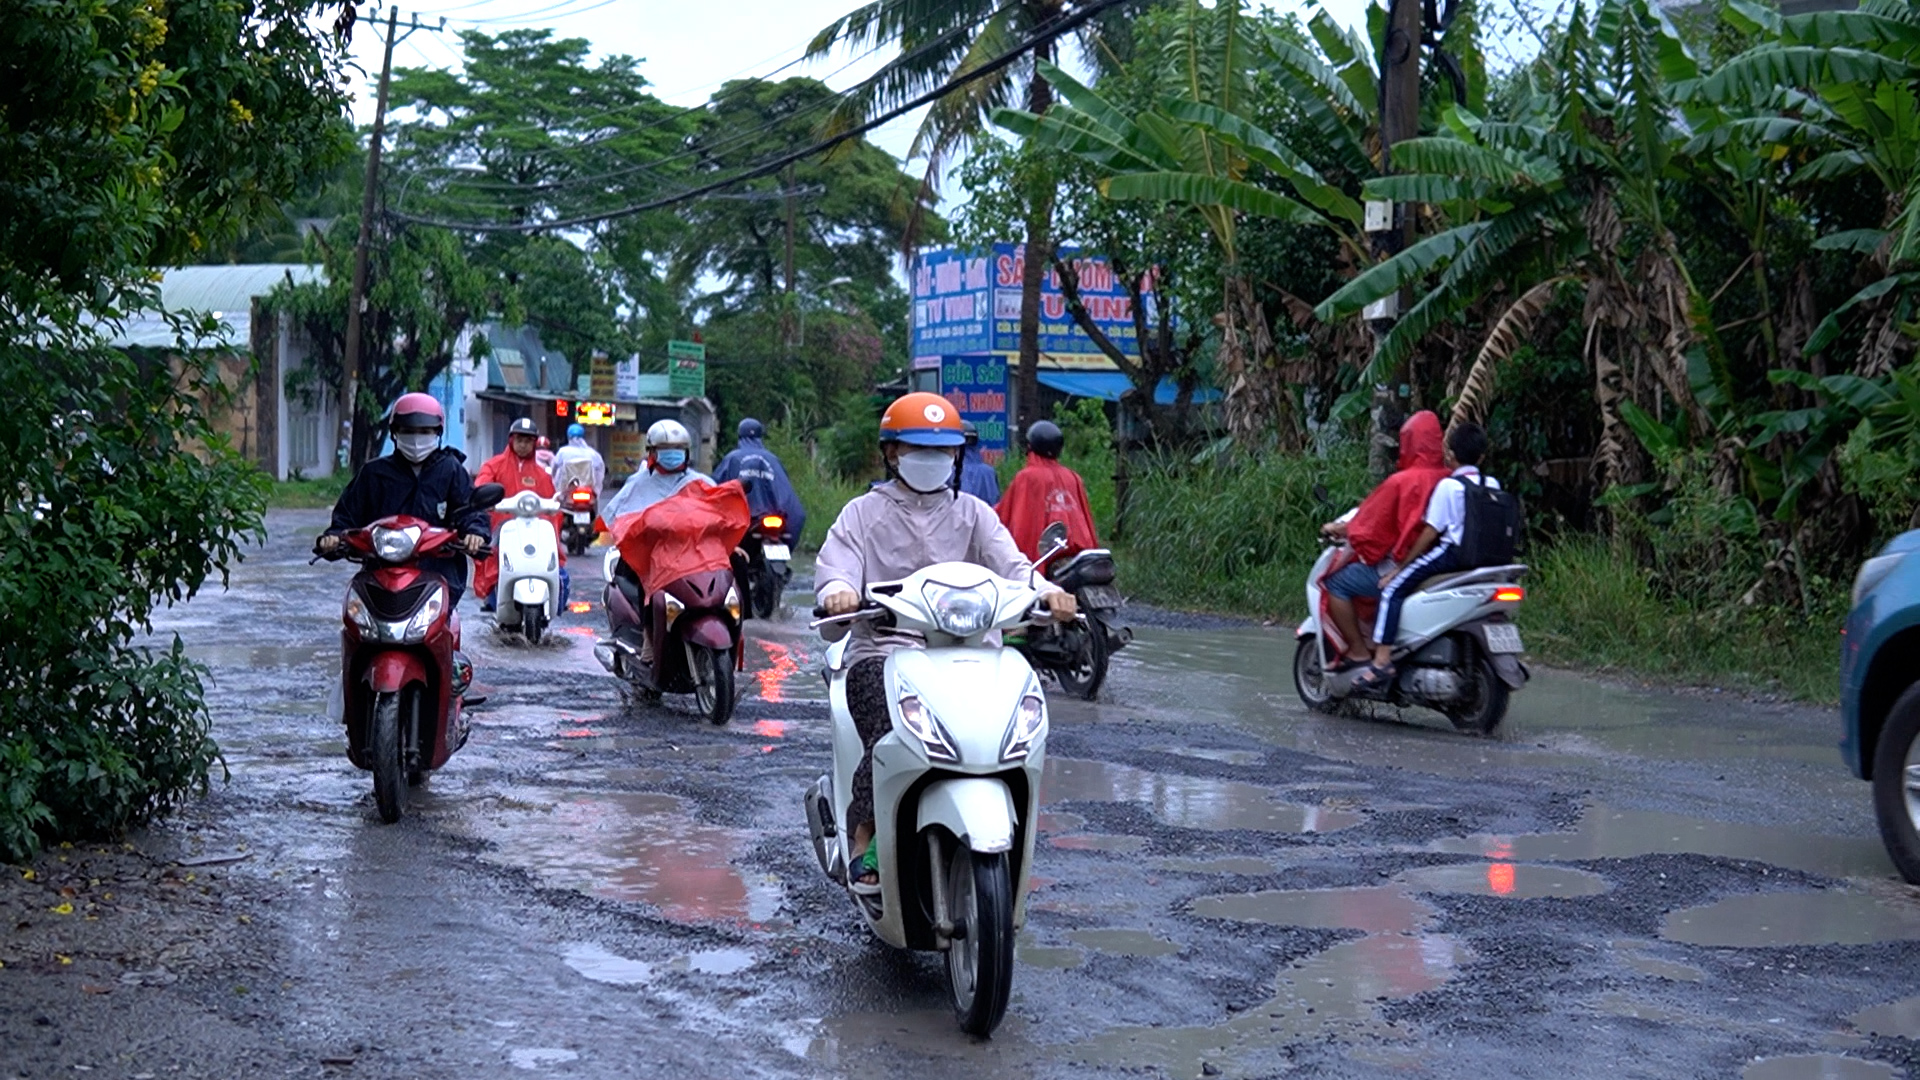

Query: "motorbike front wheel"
left=522, top=602, right=546, bottom=646
left=1871, top=683, right=1920, bottom=885
left=1292, top=637, right=1337, bottom=713
left=371, top=691, right=407, bottom=824
left=945, top=847, right=1015, bottom=1037
left=1055, top=619, right=1110, bottom=701
left=691, top=645, right=735, bottom=726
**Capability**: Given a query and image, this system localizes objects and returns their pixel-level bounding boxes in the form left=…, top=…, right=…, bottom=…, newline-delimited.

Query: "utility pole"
left=341, top=6, right=442, bottom=472
left=1365, top=0, right=1425, bottom=478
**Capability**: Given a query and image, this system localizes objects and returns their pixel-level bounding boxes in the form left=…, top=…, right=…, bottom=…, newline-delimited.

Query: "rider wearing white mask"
left=815, top=393, right=1076, bottom=892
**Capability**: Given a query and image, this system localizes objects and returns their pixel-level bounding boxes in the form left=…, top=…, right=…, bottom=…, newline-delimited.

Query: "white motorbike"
left=803, top=524, right=1070, bottom=1036
left=1294, top=509, right=1530, bottom=734
left=493, top=491, right=563, bottom=645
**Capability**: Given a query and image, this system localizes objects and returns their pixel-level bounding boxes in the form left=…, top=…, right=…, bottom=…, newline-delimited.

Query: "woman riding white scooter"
left=814, top=393, right=1077, bottom=894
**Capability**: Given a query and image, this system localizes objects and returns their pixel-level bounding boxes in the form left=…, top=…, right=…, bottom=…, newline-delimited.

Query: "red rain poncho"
left=473, top=446, right=563, bottom=600
left=1346, top=410, right=1450, bottom=567
left=612, top=480, right=750, bottom=591
left=996, top=455, right=1100, bottom=565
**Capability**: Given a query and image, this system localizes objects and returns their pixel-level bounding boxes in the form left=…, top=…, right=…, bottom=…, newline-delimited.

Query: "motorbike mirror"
left=1040, top=522, right=1069, bottom=550
left=470, top=482, right=507, bottom=510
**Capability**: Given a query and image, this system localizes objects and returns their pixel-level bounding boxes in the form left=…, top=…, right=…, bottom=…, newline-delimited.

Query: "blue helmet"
left=738, top=418, right=765, bottom=440
left=567, top=423, right=585, bottom=440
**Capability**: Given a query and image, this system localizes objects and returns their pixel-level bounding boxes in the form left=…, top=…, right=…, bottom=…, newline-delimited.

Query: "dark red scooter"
left=316, top=483, right=502, bottom=822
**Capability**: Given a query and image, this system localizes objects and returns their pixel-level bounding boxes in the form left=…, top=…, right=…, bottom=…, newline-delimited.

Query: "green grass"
left=763, top=425, right=870, bottom=554
left=267, top=471, right=349, bottom=509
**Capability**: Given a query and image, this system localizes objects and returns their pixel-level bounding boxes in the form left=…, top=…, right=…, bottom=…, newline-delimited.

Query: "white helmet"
left=645, top=419, right=691, bottom=449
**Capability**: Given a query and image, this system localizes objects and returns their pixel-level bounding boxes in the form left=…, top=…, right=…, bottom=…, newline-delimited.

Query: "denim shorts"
left=1326, top=560, right=1384, bottom=601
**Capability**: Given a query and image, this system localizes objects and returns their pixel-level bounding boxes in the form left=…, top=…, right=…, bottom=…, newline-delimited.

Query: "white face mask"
left=394, top=432, right=439, bottom=463
left=896, top=448, right=955, bottom=494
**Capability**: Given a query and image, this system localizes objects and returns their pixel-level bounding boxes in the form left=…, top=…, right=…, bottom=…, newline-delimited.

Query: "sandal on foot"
left=848, top=838, right=882, bottom=896
left=1351, top=662, right=1396, bottom=693
left=1328, top=655, right=1368, bottom=674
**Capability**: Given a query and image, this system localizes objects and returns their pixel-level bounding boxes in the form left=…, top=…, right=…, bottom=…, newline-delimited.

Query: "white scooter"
left=493, top=491, right=563, bottom=645
left=803, top=524, right=1070, bottom=1037
left=1294, top=507, right=1530, bottom=733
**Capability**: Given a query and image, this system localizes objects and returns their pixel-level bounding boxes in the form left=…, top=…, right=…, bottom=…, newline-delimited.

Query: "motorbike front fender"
left=1296, top=615, right=1319, bottom=639
left=917, top=777, right=1016, bottom=854
left=511, top=578, right=550, bottom=607
left=681, top=614, right=734, bottom=650
left=365, top=651, right=428, bottom=694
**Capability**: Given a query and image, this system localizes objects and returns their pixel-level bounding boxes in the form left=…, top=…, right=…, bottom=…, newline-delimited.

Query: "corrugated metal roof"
left=104, top=264, right=325, bottom=350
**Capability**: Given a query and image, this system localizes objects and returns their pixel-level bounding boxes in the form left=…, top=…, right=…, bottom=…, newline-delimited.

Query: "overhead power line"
left=393, top=0, right=1123, bottom=233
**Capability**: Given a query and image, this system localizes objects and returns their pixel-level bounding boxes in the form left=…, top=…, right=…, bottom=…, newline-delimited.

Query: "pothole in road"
left=1427, top=804, right=1893, bottom=879
left=463, top=789, right=782, bottom=926
left=1397, top=862, right=1609, bottom=899
left=1660, top=891, right=1920, bottom=947
left=508, top=1047, right=579, bottom=1070
left=1743, top=1055, right=1902, bottom=1080
left=1852, top=994, right=1920, bottom=1039
left=1042, top=758, right=1363, bottom=834
left=1151, top=855, right=1279, bottom=876
left=1192, top=884, right=1435, bottom=934
left=1152, top=746, right=1267, bottom=766
left=1049, top=833, right=1148, bottom=853
left=1066, top=928, right=1182, bottom=957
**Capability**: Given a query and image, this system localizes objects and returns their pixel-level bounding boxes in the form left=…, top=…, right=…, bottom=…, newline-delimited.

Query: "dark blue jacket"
left=326, top=448, right=490, bottom=597
left=713, top=436, right=806, bottom=545
left=960, top=444, right=1000, bottom=506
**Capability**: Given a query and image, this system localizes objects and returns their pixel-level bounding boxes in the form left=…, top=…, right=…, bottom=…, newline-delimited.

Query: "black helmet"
left=738, top=417, right=765, bottom=441
left=1026, top=419, right=1063, bottom=458
left=962, top=420, right=980, bottom=445
left=509, top=417, right=538, bottom=438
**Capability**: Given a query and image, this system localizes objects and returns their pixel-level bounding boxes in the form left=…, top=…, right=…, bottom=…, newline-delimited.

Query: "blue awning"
left=1036, top=371, right=1221, bottom=405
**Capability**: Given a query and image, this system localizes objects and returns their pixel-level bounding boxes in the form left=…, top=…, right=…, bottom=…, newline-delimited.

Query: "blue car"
left=1841, top=528, right=1920, bottom=884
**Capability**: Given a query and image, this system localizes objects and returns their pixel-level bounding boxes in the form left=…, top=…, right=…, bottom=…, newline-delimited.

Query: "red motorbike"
left=594, top=482, right=750, bottom=726
left=561, top=479, right=598, bottom=557
left=316, top=482, right=502, bottom=822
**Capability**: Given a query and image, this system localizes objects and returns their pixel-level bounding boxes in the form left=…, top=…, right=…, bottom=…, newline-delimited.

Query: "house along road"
left=1, top=508, right=1915, bottom=1080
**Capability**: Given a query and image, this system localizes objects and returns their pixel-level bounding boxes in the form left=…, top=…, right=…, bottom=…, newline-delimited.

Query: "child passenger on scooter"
left=1353, top=423, right=1501, bottom=693
left=814, top=393, right=1077, bottom=898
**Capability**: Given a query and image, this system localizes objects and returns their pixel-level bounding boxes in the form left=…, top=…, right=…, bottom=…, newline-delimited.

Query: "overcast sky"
left=342, top=0, right=1380, bottom=173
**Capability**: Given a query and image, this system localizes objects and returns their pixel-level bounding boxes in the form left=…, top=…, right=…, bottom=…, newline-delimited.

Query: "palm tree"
left=806, top=0, right=1135, bottom=430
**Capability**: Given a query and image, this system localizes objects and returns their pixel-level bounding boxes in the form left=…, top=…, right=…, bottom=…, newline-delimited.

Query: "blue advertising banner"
left=988, top=243, right=1156, bottom=356
left=910, top=248, right=992, bottom=358
left=939, top=354, right=1009, bottom=464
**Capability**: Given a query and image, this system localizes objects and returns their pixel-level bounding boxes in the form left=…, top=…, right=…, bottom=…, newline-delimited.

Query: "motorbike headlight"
left=898, top=694, right=959, bottom=762
left=371, top=525, right=421, bottom=562
left=343, top=591, right=377, bottom=635
left=725, top=585, right=742, bottom=621
left=922, top=581, right=997, bottom=637
left=663, top=593, right=685, bottom=628
left=1853, top=551, right=1908, bottom=608
left=401, top=584, right=448, bottom=643
left=516, top=492, right=541, bottom=517
left=1001, top=686, right=1047, bottom=762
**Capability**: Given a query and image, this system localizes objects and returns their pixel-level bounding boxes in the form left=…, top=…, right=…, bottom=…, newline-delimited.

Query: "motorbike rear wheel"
left=1055, top=619, right=1109, bottom=701
left=751, top=568, right=782, bottom=620
left=522, top=602, right=546, bottom=646
left=945, top=847, right=1015, bottom=1036
left=691, top=646, right=735, bottom=726
left=566, top=531, right=588, bottom=558
left=1292, top=637, right=1337, bottom=713
left=1446, top=648, right=1510, bottom=735
left=371, top=691, right=407, bottom=824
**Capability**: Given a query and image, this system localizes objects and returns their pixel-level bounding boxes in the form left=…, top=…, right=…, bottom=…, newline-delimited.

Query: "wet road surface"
left=7, top=509, right=1917, bottom=1079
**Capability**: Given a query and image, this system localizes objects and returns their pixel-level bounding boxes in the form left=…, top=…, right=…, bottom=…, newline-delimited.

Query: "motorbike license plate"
left=572, top=512, right=592, bottom=524
left=763, top=543, right=791, bottom=561
left=1079, top=584, right=1123, bottom=610
left=1483, top=623, right=1524, bottom=654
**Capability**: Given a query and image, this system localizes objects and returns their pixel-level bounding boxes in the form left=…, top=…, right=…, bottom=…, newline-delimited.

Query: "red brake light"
left=570, top=490, right=593, bottom=503
left=762, top=515, right=784, bottom=531
left=1493, top=587, right=1525, bottom=603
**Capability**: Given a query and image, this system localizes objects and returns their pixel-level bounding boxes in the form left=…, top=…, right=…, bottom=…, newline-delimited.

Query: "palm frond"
left=1386, top=137, right=1561, bottom=186
left=1315, top=221, right=1495, bottom=321
left=1678, top=46, right=1913, bottom=106
left=1450, top=277, right=1569, bottom=429
left=1102, top=171, right=1330, bottom=227
left=1164, top=100, right=1364, bottom=225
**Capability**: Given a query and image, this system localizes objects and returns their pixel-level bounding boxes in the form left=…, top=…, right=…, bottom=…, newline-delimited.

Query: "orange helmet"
left=879, top=392, right=966, bottom=447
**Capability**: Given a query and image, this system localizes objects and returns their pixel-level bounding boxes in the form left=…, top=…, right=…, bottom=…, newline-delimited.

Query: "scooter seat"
left=1412, top=572, right=1468, bottom=594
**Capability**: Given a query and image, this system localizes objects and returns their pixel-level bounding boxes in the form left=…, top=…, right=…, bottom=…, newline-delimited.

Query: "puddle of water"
left=542, top=736, right=754, bottom=761
left=1036, top=810, right=1085, bottom=833
left=677, top=947, right=755, bottom=976
left=1430, top=805, right=1893, bottom=879
left=751, top=639, right=813, bottom=704
left=1072, top=934, right=1464, bottom=1075
left=1612, top=942, right=1707, bottom=982
left=509, top=1047, right=579, bottom=1069
left=185, top=643, right=332, bottom=668
left=1154, top=746, right=1266, bottom=766
left=1191, top=884, right=1435, bottom=935
left=1049, top=832, right=1148, bottom=853
left=1016, top=936, right=1085, bottom=969
left=1851, top=994, right=1920, bottom=1039
left=1043, top=758, right=1363, bottom=834
left=1066, top=928, right=1182, bottom=957
left=1397, top=862, right=1610, bottom=899
left=562, top=942, right=654, bottom=986
left=538, top=767, right=672, bottom=787
left=465, top=790, right=781, bottom=925
left=1661, top=891, right=1920, bottom=947
left=1743, top=1056, right=1901, bottom=1080
left=1152, top=855, right=1278, bottom=876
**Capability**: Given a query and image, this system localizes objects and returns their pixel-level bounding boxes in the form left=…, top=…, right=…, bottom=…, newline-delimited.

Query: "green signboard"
left=667, top=339, right=706, bottom=397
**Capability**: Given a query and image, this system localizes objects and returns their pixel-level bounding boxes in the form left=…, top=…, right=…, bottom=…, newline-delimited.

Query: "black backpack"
left=1455, top=474, right=1522, bottom=568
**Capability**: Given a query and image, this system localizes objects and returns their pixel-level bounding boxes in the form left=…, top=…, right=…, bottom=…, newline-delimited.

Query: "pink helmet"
left=390, top=392, right=444, bottom=431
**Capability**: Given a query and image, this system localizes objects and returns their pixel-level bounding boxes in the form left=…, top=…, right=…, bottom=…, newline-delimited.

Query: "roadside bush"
left=1118, top=444, right=1371, bottom=614
left=762, top=422, right=868, bottom=553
